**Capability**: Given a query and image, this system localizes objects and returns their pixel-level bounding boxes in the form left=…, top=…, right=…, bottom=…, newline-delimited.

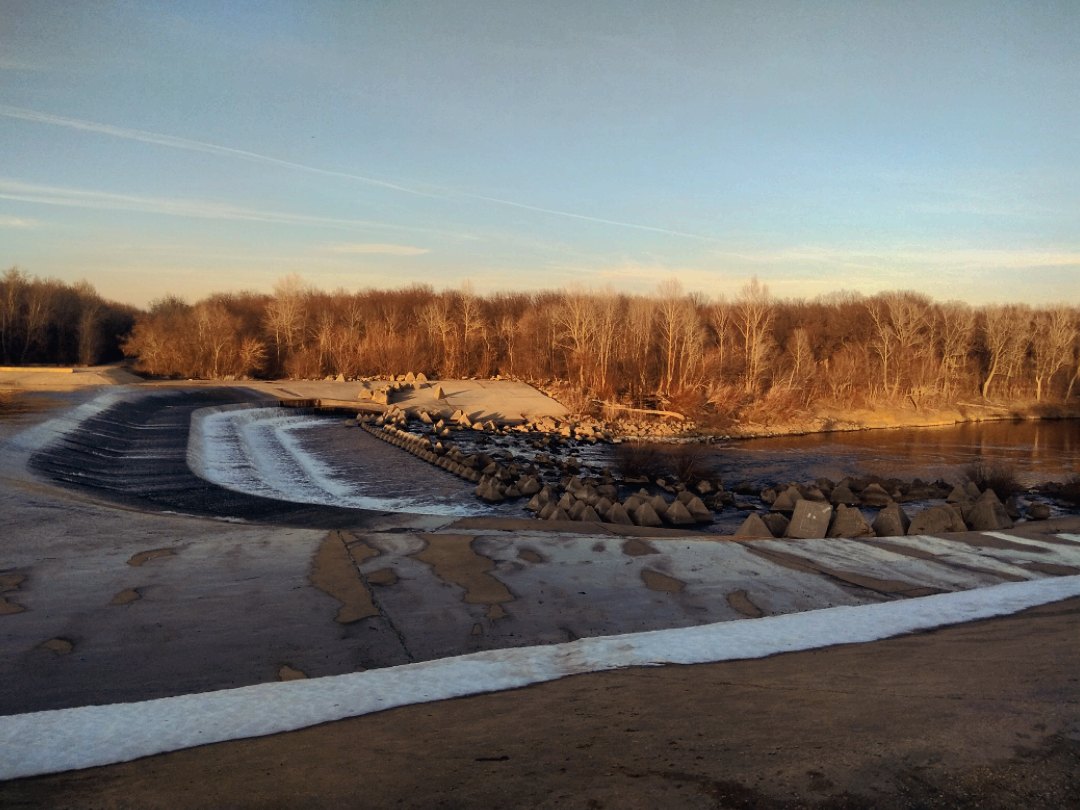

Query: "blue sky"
left=1, top=1, right=1078, bottom=307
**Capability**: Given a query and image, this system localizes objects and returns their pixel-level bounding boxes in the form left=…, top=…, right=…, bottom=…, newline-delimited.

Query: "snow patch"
left=2, top=576, right=1079, bottom=780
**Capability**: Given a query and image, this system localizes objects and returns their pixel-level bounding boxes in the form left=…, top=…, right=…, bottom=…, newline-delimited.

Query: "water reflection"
left=699, top=419, right=1079, bottom=489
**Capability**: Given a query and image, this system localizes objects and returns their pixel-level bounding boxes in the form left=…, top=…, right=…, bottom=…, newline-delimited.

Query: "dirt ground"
left=3, top=597, right=1078, bottom=809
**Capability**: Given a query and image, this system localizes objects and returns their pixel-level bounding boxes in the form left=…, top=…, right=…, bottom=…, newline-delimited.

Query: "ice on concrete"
left=981, top=532, right=1080, bottom=565
left=2, top=575, right=1079, bottom=781
left=756, top=536, right=1019, bottom=589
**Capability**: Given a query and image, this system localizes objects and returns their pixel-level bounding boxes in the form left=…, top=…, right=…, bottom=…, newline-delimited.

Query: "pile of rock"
left=523, top=479, right=714, bottom=527
left=357, top=373, right=433, bottom=406
left=736, top=476, right=1022, bottom=540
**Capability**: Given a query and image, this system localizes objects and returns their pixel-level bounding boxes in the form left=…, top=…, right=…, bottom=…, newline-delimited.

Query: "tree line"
left=0, top=268, right=137, bottom=366
left=119, top=273, right=1080, bottom=422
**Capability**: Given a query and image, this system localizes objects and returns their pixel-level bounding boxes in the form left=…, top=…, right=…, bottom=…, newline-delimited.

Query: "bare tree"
left=1031, top=306, right=1077, bottom=401
left=735, top=277, right=774, bottom=393
left=980, top=305, right=1029, bottom=400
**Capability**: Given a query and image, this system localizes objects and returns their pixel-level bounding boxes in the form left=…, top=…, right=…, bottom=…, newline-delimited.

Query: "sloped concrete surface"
left=1, top=386, right=1078, bottom=722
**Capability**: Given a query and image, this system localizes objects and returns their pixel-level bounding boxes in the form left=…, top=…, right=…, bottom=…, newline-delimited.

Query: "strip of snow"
left=2, top=576, right=1079, bottom=781
left=979, top=532, right=1080, bottom=566
left=1058, top=534, right=1080, bottom=544
left=874, top=534, right=1055, bottom=578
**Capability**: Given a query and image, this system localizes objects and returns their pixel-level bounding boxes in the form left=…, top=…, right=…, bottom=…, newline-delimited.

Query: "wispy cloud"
left=0, top=178, right=406, bottom=230
left=0, top=57, right=44, bottom=72
left=0, top=104, right=439, bottom=199
left=322, top=242, right=430, bottom=256
left=0, top=103, right=718, bottom=241
left=0, top=214, right=40, bottom=228
left=717, top=245, right=1080, bottom=271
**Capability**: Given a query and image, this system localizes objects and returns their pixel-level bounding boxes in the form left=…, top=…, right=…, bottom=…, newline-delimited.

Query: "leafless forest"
left=0, top=268, right=136, bottom=367
left=4, top=268, right=1078, bottom=425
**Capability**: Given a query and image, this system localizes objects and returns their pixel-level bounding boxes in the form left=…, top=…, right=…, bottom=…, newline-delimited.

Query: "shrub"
left=614, top=442, right=663, bottom=479
left=964, top=460, right=1022, bottom=499
left=1058, top=474, right=1080, bottom=507
left=663, top=443, right=711, bottom=483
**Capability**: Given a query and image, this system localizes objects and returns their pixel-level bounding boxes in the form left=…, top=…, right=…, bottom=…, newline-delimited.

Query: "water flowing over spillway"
left=190, top=406, right=498, bottom=517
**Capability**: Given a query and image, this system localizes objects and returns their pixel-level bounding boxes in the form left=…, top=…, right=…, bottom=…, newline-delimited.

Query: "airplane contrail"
left=0, top=103, right=717, bottom=241
left=0, top=177, right=446, bottom=233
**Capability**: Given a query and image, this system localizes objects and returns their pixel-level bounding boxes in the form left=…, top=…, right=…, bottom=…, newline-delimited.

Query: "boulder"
left=663, top=499, right=695, bottom=527
left=966, top=491, right=1013, bottom=531
left=518, top=476, right=542, bottom=496
left=433, top=386, right=445, bottom=400
left=683, top=495, right=713, bottom=523
left=829, top=484, right=859, bottom=506
left=631, top=502, right=664, bottom=528
left=734, top=513, right=774, bottom=538
left=416, top=372, right=428, bottom=383
left=946, top=484, right=970, bottom=503
left=859, top=483, right=892, bottom=508
left=578, top=504, right=601, bottom=522
left=475, top=479, right=505, bottom=503
left=1027, top=502, right=1052, bottom=520
left=827, top=504, right=874, bottom=538
left=771, top=486, right=802, bottom=513
left=605, top=502, right=634, bottom=525
left=761, top=512, right=789, bottom=538
left=785, top=500, right=833, bottom=539
left=648, top=494, right=670, bottom=517
left=872, top=503, right=911, bottom=538
left=908, top=505, right=967, bottom=535
left=1004, top=496, right=1022, bottom=520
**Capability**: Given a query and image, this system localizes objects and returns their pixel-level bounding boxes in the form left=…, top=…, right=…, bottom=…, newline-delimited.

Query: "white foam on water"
left=2, top=575, right=1078, bottom=781
left=188, top=406, right=483, bottom=516
left=5, top=388, right=141, bottom=454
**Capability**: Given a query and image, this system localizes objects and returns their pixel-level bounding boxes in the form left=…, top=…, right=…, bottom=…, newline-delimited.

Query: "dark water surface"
left=693, top=419, right=1080, bottom=490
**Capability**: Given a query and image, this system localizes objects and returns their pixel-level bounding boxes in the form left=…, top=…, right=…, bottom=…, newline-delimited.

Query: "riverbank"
left=716, top=401, right=1080, bottom=441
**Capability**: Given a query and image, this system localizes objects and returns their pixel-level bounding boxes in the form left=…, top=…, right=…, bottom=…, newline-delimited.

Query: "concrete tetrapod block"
left=872, top=503, right=911, bottom=537
left=663, top=499, right=695, bottom=527
left=908, top=504, right=967, bottom=534
left=827, top=504, right=874, bottom=538
left=761, top=512, right=790, bottom=538
left=605, top=502, right=634, bottom=525
left=785, top=499, right=834, bottom=539
left=771, top=485, right=802, bottom=513
left=632, top=502, right=664, bottom=528
left=734, top=512, right=774, bottom=538
left=966, top=491, right=1014, bottom=531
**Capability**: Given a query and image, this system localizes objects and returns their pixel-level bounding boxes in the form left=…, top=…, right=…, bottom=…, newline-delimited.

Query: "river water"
left=683, top=419, right=1080, bottom=490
